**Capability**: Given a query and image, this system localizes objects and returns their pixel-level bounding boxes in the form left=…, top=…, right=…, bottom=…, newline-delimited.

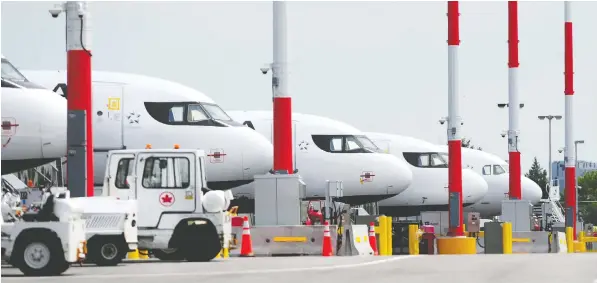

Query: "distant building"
left=551, top=160, right=597, bottom=191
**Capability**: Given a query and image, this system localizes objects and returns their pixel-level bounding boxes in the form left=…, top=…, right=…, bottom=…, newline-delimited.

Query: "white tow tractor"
left=18, top=186, right=138, bottom=266
left=102, top=146, right=233, bottom=261
left=1, top=184, right=87, bottom=276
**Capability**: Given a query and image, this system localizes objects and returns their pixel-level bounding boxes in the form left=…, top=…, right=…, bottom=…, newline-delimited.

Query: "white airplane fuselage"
left=1, top=57, right=67, bottom=174
left=22, top=70, right=274, bottom=191
left=227, top=111, right=414, bottom=213
left=446, top=146, right=543, bottom=218
left=365, top=132, right=489, bottom=217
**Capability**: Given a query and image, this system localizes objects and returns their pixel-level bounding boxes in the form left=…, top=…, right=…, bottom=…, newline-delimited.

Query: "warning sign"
left=207, top=149, right=227, bottom=163
left=359, top=171, right=375, bottom=184
left=159, top=192, right=175, bottom=207
left=1, top=118, right=19, bottom=136
left=107, top=97, right=121, bottom=111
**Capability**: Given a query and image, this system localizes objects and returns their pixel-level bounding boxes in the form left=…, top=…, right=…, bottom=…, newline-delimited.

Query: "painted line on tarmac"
left=10, top=256, right=417, bottom=280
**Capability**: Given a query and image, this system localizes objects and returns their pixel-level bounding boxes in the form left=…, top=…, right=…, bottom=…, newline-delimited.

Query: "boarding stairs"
left=534, top=199, right=565, bottom=230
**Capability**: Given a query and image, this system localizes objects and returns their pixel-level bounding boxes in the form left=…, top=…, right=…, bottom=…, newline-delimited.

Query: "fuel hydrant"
left=421, top=225, right=436, bottom=255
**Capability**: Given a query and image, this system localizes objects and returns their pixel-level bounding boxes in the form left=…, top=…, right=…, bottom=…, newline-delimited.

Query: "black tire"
left=153, top=249, right=185, bottom=261
left=13, top=232, right=69, bottom=276
left=87, top=237, right=125, bottom=266
left=183, top=224, right=222, bottom=262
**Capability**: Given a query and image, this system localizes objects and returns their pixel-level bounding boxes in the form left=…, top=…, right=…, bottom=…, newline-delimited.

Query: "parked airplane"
left=21, top=70, right=274, bottom=191
left=1, top=56, right=67, bottom=174
left=365, top=132, right=489, bottom=216
left=226, top=111, right=414, bottom=213
left=442, top=146, right=543, bottom=218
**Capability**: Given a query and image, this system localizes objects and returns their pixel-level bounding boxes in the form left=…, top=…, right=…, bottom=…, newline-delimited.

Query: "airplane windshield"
left=1, top=58, right=28, bottom=82
left=201, top=103, right=232, bottom=121
left=501, top=164, right=509, bottom=173
left=403, top=152, right=448, bottom=168
left=356, top=135, right=383, bottom=153
left=311, top=135, right=376, bottom=153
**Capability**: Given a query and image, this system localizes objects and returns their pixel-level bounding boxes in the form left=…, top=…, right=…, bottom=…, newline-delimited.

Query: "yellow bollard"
left=379, top=216, right=388, bottom=255
left=127, top=249, right=139, bottom=260
left=223, top=247, right=229, bottom=258
left=502, top=222, right=512, bottom=254
left=138, top=249, right=149, bottom=259
left=566, top=227, right=574, bottom=253
left=408, top=224, right=419, bottom=255
left=385, top=216, right=393, bottom=256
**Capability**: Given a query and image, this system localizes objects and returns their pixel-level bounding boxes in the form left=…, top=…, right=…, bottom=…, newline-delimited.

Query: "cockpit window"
left=312, top=135, right=376, bottom=153
left=169, top=106, right=184, bottom=122
left=187, top=104, right=209, bottom=122
left=493, top=165, right=506, bottom=175
left=202, top=103, right=232, bottom=121
left=403, top=152, right=448, bottom=168
left=501, top=164, right=509, bottom=173
left=356, top=136, right=383, bottom=153
left=1, top=58, right=27, bottom=82
left=482, top=165, right=492, bottom=175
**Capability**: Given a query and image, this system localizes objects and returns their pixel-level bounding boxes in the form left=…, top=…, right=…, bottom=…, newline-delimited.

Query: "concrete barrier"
left=230, top=225, right=337, bottom=256
left=337, top=224, right=374, bottom=256
left=553, top=232, right=568, bottom=253
left=510, top=231, right=550, bottom=253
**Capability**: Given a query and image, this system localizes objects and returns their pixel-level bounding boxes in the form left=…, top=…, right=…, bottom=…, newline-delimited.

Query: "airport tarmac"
left=2, top=254, right=597, bottom=283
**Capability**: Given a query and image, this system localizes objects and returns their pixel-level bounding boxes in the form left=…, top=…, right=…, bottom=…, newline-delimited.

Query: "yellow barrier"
left=127, top=249, right=140, bottom=259
left=138, top=249, right=149, bottom=259
left=378, top=216, right=389, bottom=255
left=408, top=224, right=419, bottom=255
left=566, top=227, right=574, bottom=253
left=385, top=216, right=393, bottom=255
left=502, top=222, right=512, bottom=254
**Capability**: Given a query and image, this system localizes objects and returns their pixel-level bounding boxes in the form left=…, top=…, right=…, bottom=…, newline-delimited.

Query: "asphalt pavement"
left=2, top=253, right=597, bottom=283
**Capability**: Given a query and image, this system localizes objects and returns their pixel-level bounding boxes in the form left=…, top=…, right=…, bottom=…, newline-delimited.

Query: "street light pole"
left=497, top=102, right=524, bottom=200
left=538, top=115, right=562, bottom=194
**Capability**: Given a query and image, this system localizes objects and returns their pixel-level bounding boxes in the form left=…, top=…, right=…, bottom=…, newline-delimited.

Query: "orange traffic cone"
left=239, top=216, right=254, bottom=257
left=322, top=221, right=333, bottom=256
left=368, top=222, right=379, bottom=255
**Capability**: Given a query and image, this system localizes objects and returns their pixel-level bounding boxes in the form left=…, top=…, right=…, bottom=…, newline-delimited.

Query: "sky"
left=2, top=1, right=596, bottom=173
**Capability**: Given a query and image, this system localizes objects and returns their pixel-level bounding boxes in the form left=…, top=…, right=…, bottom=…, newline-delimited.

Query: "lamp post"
left=574, top=139, right=584, bottom=221
left=537, top=115, right=562, bottom=189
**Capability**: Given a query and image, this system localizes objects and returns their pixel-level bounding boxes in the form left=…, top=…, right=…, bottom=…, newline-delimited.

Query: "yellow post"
left=575, top=231, right=587, bottom=253
left=138, top=249, right=149, bottom=259
left=379, top=216, right=388, bottom=256
left=127, top=249, right=140, bottom=260
left=408, top=224, right=419, bottom=255
left=566, top=227, right=574, bottom=253
left=502, top=222, right=512, bottom=254
left=385, top=216, right=393, bottom=256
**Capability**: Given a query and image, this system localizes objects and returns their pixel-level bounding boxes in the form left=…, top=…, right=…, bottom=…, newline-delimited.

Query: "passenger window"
left=187, top=104, right=208, bottom=122
left=168, top=106, right=184, bottom=122
left=482, top=165, right=492, bottom=175
left=142, top=157, right=190, bottom=188
left=493, top=165, right=506, bottom=175
left=330, top=138, right=343, bottom=152
left=115, top=158, right=133, bottom=189
left=418, top=154, right=430, bottom=167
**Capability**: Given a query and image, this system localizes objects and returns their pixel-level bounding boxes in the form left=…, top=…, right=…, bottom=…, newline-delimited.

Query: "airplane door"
left=135, top=152, right=197, bottom=228
left=105, top=152, right=135, bottom=200
left=93, top=82, right=124, bottom=150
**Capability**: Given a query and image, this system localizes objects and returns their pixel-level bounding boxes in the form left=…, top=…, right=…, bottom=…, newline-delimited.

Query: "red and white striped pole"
left=507, top=1, right=522, bottom=200
left=447, top=1, right=464, bottom=237
left=563, top=1, right=576, bottom=239
left=66, top=1, right=94, bottom=196
left=272, top=1, right=293, bottom=174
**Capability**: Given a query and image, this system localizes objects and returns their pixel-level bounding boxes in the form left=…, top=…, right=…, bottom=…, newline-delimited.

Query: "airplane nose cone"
left=40, top=91, right=67, bottom=159
left=381, top=154, right=413, bottom=195
left=462, top=169, right=489, bottom=204
left=522, top=176, right=543, bottom=204
left=241, top=127, right=273, bottom=178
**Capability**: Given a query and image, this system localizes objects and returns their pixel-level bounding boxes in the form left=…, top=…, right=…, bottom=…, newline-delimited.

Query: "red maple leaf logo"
left=161, top=194, right=173, bottom=203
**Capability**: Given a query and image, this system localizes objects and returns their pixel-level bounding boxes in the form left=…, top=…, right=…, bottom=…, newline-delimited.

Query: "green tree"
left=578, top=171, right=597, bottom=225
left=525, top=157, right=549, bottom=198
